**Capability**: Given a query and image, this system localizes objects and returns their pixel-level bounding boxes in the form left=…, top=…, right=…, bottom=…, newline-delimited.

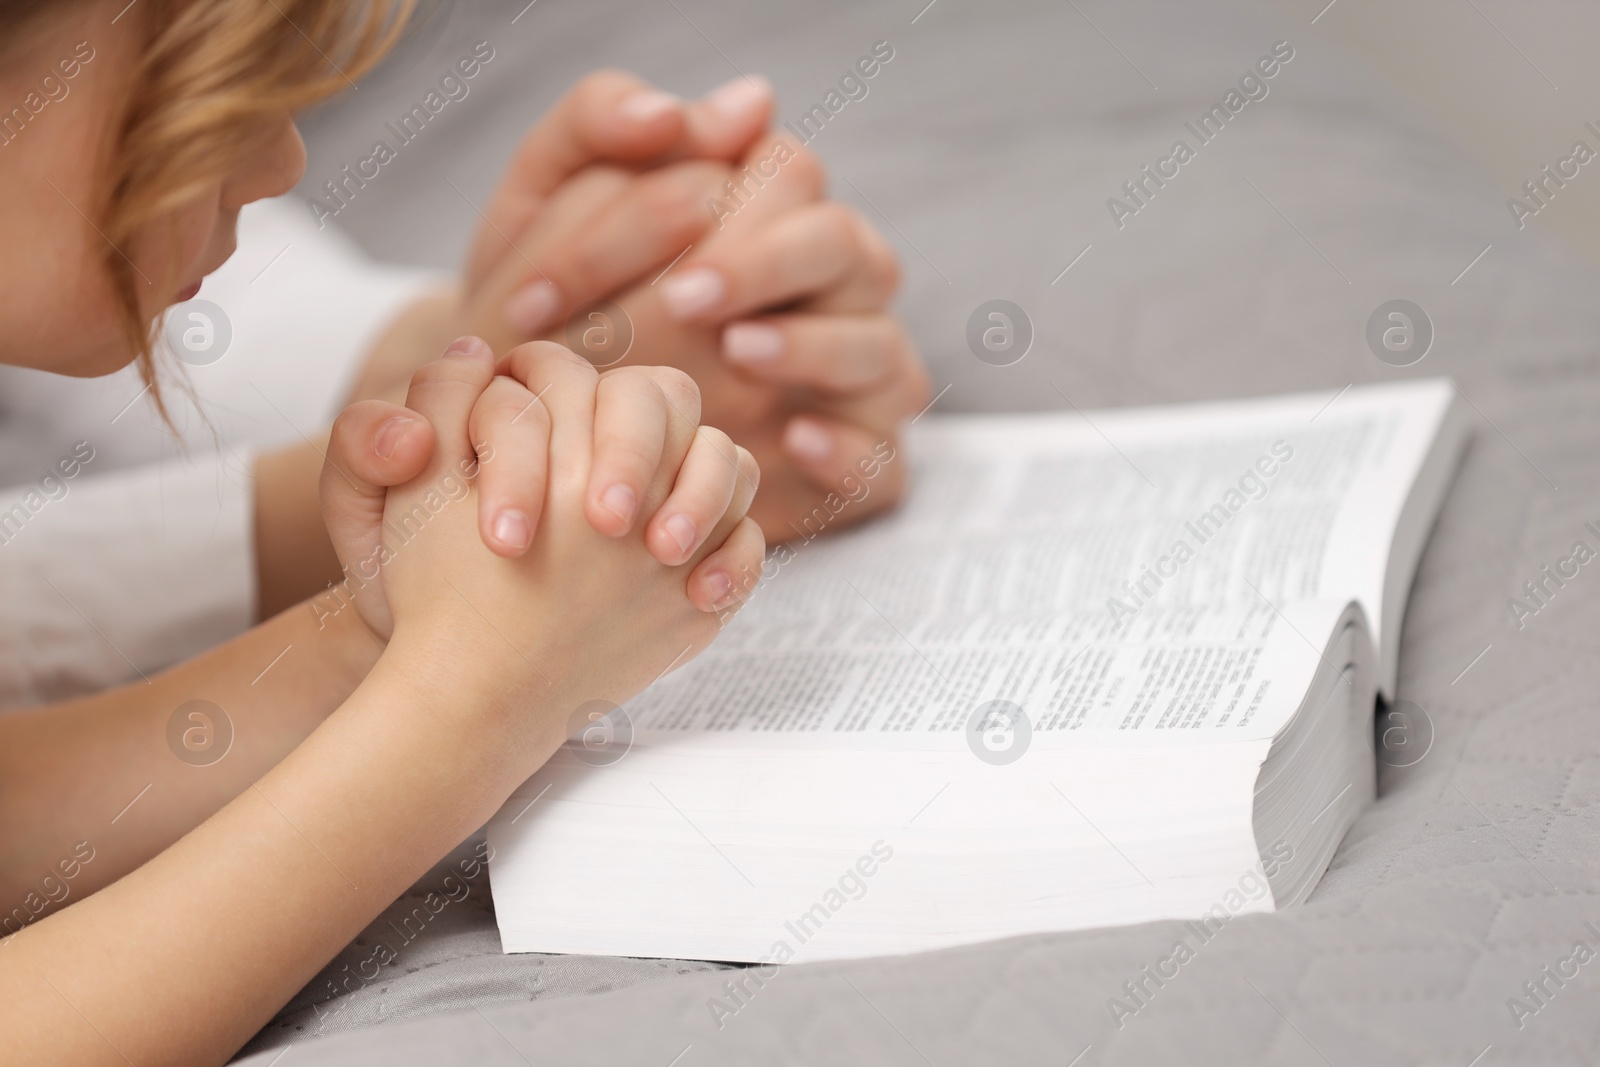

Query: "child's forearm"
left=0, top=633, right=549, bottom=1067
left=0, top=598, right=382, bottom=922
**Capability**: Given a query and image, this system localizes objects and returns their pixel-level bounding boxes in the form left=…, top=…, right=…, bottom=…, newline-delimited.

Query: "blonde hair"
left=56, top=0, right=414, bottom=412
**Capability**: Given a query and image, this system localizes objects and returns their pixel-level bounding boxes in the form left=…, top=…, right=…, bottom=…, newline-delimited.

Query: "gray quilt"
left=240, top=0, right=1600, bottom=1062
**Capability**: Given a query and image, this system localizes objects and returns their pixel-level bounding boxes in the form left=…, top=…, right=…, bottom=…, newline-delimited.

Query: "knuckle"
left=406, top=363, right=485, bottom=408
left=695, top=425, right=736, bottom=458
left=871, top=256, right=903, bottom=301
left=328, top=402, right=369, bottom=444
left=408, top=357, right=474, bottom=391
left=858, top=325, right=927, bottom=414
left=742, top=516, right=767, bottom=556
left=644, top=163, right=727, bottom=224
left=600, top=438, right=660, bottom=483
left=501, top=340, right=545, bottom=378
left=781, top=144, right=826, bottom=198
left=546, top=340, right=602, bottom=380
left=638, top=180, right=693, bottom=223
left=482, top=383, right=546, bottom=429
left=811, top=202, right=857, bottom=248
left=735, top=446, right=761, bottom=492
left=504, top=340, right=599, bottom=395
left=600, top=365, right=663, bottom=406
left=867, top=436, right=907, bottom=488
left=873, top=460, right=909, bottom=503
left=730, top=517, right=767, bottom=567
left=577, top=68, right=636, bottom=106
left=557, top=241, right=613, bottom=297
left=903, top=344, right=933, bottom=410
left=897, top=369, right=932, bottom=419
left=600, top=364, right=648, bottom=386
left=802, top=205, right=860, bottom=280
left=645, top=365, right=700, bottom=413
left=851, top=323, right=898, bottom=383
left=856, top=218, right=902, bottom=297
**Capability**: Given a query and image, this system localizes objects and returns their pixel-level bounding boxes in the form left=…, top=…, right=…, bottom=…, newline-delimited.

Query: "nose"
left=222, top=117, right=307, bottom=209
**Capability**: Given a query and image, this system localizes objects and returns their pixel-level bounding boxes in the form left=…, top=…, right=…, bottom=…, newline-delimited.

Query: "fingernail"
left=493, top=509, right=532, bottom=552
left=784, top=418, right=834, bottom=463
left=660, top=267, right=726, bottom=320
left=723, top=322, right=784, bottom=363
left=663, top=514, right=698, bottom=559
left=703, top=569, right=734, bottom=608
left=619, top=89, right=680, bottom=124
left=707, top=75, right=771, bottom=121
left=504, top=281, right=561, bottom=335
left=599, top=483, right=637, bottom=528
left=373, top=416, right=416, bottom=460
left=444, top=335, right=485, bottom=360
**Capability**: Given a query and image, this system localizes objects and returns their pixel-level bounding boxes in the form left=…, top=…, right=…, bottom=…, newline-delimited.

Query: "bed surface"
left=241, top=1, right=1600, bottom=1062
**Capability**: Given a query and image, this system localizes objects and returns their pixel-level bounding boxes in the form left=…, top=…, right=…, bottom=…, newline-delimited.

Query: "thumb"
left=319, top=399, right=436, bottom=638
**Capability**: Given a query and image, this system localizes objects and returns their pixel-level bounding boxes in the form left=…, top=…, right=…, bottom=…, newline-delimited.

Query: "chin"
left=51, top=338, right=144, bottom=379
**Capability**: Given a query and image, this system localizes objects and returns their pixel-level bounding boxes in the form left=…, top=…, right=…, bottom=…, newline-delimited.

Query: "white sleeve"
left=0, top=447, right=256, bottom=710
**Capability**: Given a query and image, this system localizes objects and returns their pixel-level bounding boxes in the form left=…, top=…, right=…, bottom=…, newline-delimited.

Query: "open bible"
left=487, top=379, right=1469, bottom=964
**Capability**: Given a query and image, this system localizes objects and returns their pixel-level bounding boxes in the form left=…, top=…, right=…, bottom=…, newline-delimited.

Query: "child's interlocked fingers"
left=584, top=365, right=698, bottom=539
left=480, top=341, right=764, bottom=611
left=647, top=423, right=745, bottom=566
left=466, top=369, right=554, bottom=557
left=588, top=365, right=755, bottom=571
left=679, top=434, right=763, bottom=613
left=320, top=392, right=444, bottom=640
left=360, top=336, right=763, bottom=711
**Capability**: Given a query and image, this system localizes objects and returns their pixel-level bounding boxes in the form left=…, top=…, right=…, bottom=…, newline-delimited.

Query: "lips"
left=174, top=226, right=237, bottom=305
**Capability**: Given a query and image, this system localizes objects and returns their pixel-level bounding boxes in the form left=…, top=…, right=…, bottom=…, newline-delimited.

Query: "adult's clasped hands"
left=368, top=70, right=929, bottom=541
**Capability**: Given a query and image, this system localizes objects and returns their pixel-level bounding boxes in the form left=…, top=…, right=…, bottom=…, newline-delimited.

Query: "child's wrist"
left=303, top=593, right=389, bottom=690
left=376, top=621, right=569, bottom=751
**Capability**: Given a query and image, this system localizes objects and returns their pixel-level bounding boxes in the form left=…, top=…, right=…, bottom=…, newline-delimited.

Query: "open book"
left=488, top=379, right=1469, bottom=964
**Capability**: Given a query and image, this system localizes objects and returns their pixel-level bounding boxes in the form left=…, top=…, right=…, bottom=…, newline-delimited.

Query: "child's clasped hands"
left=318, top=335, right=764, bottom=745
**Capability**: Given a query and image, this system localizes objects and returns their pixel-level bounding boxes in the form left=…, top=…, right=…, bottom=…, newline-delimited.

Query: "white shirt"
left=0, top=197, right=441, bottom=709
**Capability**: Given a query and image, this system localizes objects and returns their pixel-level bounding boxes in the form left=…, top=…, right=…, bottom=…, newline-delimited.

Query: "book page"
left=629, top=600, right=1338, bottom=749
left=607, top=381, right=1451, bottom=750
left=761, top=380, right=1448, bottom=637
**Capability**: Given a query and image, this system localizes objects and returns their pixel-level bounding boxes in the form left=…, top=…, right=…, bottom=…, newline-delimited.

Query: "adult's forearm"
left=253, top=432, right=344, bottom=618
left=0, top=634, right=553, bottom=1067
left=251, top=287, right=463, bottom=619
left=341, top=285, right=465, bottom=404
left=0, top=597, right=382, bottom=921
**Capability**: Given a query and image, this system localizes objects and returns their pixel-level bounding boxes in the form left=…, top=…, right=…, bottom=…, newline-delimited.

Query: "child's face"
left=0, top=0, right=306, bottom=378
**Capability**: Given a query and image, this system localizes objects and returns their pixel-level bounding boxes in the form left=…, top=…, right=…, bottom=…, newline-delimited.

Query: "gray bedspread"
left=240, top=0, right=1600, bottom=1062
